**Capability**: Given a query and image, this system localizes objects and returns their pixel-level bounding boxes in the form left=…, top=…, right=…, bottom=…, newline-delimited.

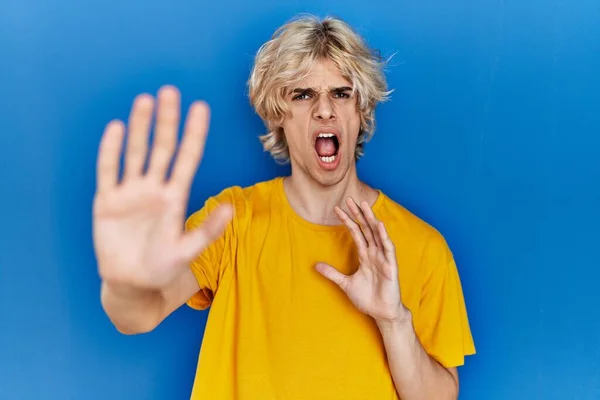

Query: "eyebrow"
left=290, top=86, right=353, bottom=95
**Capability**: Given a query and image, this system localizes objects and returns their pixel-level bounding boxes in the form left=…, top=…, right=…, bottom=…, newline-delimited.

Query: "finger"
left=124, top=94, right=154, bottom=179
left=315, top=262, right=349, bottom=291
left=178, top=203, right=233, bottom=262
left=96, top=120, right=125, bottom=192
left=376, top=220, right=396, bottom=265
left=360, top=200, right=383, bottom=248
left=345, top=197, right=377, bottom=248
left=169, top=101, right=210, bottom=191
left=147, top=85, right=180, bottom=180
left=334, top=206, right=368, bottom=256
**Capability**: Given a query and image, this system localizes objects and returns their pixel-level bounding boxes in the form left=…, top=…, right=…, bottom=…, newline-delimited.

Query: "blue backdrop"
left=1, top=0, right=599, bottom=399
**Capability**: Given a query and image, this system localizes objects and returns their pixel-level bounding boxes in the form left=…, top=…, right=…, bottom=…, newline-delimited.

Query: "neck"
left=283, top=163, right=379, bottom=226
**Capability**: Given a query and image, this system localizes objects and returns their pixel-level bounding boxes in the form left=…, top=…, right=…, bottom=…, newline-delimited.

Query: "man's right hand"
left=93, top=85, right=233, bottom=294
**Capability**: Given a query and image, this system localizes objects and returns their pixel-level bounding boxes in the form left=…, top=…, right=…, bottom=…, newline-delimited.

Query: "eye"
left=292, top=93, right=311, bottom=101
left=333, top=92, right=350, bottom=99
left=292, top=89, right=314, bottom=101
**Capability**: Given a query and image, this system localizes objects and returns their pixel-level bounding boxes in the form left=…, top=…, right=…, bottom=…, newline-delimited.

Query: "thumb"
left=315, top=262, right=349, bottom=291
left=179, top=203, right=234, bottom=262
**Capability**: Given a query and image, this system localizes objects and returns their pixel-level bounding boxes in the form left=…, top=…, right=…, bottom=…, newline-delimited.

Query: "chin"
left=309, top=152, right=353, bottom=187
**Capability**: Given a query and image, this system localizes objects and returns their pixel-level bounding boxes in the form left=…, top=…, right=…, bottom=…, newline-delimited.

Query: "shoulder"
left=375, top=192, right=446, bottom=243
left=208, top=177, right=280, bottom=211
left=375, top=192, right=453, bottom=265
left=186, top=177, right=281, bottom=227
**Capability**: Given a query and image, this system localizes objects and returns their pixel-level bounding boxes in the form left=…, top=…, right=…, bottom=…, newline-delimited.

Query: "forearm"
left=100, top=281, right=165, bottom=335
left=377, top=311, right=458, bottom=400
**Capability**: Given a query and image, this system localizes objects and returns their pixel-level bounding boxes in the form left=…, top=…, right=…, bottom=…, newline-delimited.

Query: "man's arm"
left=101, top=267, right=200, bottom=335
left=377, top=314, right=459, bottom=400
left=315, top=198, right=464, bottom=399
left=93, top=85, right=231, bottom=335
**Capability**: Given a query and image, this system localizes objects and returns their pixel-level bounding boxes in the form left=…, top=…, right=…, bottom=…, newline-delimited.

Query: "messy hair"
left=247, top=14, right=392, bottom=164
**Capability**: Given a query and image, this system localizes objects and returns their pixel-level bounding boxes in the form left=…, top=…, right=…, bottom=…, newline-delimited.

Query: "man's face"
left=280, top=58, right=362, bottom=186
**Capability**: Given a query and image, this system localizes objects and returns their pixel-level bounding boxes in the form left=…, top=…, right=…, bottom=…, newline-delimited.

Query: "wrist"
left=375, top=306, right=413, bottom=335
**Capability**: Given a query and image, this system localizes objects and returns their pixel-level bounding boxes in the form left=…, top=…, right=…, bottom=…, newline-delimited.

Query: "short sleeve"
left=184, top=191, right=236, bottom=310
left=413, top=232, right=476, bottom=368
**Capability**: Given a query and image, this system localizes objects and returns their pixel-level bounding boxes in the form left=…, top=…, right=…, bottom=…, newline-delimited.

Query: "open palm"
left=316, top=198, right=406, bottom=322
left=93, top=86, right=232, bottom=290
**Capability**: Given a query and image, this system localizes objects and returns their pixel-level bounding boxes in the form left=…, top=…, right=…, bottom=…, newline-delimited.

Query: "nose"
left=312, top=93, right=336, bottom=121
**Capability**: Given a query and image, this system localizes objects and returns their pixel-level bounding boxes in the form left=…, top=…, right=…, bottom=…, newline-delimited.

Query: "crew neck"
left=273, top=176, right=385, bottom=232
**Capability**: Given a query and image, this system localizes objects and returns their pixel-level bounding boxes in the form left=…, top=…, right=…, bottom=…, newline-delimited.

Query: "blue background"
left=1, top=0, right=599, bottom=399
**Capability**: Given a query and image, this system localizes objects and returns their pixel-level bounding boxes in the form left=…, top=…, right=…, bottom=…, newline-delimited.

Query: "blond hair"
left=247, top=15, right=392, bottom=163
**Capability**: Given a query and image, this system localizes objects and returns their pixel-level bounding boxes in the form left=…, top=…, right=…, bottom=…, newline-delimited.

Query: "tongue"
left=315, top=137, right=337, bottom=157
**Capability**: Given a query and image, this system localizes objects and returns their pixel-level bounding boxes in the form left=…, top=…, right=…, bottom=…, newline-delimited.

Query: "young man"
left=94, top=15, right=475, bottom=399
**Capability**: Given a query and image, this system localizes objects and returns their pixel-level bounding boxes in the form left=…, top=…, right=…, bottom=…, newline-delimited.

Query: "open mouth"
left=314, top=132, right=340, bottom=164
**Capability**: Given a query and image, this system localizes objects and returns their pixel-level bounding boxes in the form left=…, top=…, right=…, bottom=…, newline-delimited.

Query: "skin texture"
left=282, top=59, right=361, bottom=188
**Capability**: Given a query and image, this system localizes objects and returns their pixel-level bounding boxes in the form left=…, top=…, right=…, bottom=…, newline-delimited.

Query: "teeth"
left=320, top=155, right=337, bottom=163
left=317, top=133, right=336, bottom=138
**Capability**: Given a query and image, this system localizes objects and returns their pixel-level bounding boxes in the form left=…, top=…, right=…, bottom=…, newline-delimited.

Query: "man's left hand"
left=316, top=197, right=410, bottom=324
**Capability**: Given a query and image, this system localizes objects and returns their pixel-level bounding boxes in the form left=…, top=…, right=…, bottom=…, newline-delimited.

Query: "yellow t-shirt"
left=184, top=177, right=475, bottom=399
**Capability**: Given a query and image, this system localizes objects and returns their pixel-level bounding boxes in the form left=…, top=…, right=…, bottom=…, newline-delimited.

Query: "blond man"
left=94, top=15, right=475, bottom=399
